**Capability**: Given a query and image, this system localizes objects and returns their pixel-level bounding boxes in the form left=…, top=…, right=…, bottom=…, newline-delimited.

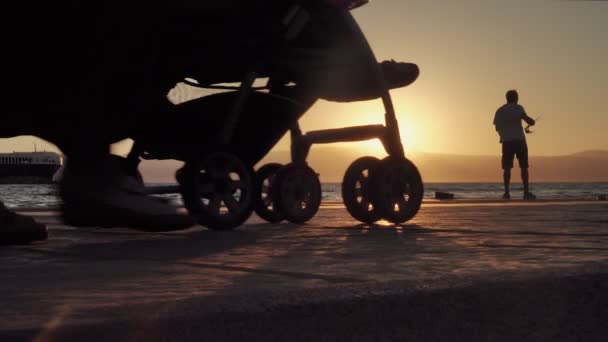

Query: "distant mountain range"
left=411, top=150, right=608, bottom=182
left=139, top=148, right=608, bottom=183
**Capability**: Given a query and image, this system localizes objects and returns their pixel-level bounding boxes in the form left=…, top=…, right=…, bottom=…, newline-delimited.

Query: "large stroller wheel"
left=272, top=163, right=321, bottom=224
left=342, top=156, right=381, bottom=224
left=254, top=163, right=285, bottom=223
left=177, top=153, right=254, bottom=230
left=369, top=157, right=423, bottom=224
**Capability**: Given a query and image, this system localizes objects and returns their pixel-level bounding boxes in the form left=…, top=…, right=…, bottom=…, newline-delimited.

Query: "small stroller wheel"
left=178, top=153, right=254, bottom=230
left=342, top=156, right=381, bottom=224
left=254, top=163, right=285, bottom=223
left=272, top=163, right=321, bottom=224
left=369, top=157, right=423, bottom=224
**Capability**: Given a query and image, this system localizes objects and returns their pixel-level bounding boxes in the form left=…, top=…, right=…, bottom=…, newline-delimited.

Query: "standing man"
left=493, top=90, right=536, bottom=200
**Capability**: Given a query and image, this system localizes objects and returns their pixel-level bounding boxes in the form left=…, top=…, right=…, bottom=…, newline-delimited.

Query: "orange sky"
left=1, top=0, right=607, bottom=169
left=297, top=0, right=608, bottom=157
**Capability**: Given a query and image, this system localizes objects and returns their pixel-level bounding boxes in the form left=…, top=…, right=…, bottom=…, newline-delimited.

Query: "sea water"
left=1, top=183, right=607, bottom=209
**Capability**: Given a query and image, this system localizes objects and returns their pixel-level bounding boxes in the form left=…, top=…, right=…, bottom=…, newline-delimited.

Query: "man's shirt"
left=493, top=103, right=527, bottom=143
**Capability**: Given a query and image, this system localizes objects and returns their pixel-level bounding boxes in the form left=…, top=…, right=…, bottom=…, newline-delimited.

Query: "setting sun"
left=346, top=118, right=421, bottom=156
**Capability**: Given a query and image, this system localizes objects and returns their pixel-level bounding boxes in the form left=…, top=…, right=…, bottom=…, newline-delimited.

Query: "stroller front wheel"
left=369, top=157, right=423, bottom=224
left=272, top=163, right=321, bottom=224
left=177, top=153, right=255, bottom=230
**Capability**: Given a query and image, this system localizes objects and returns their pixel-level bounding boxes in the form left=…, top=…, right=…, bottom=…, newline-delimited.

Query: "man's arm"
left=522, top=110, right=536, bottom=126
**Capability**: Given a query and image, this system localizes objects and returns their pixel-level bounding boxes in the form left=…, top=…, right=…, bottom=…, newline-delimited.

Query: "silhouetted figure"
left=493, top=90, right=536, bottom=200
left=1, top=2, right=420, bottom=235
left=0, top=1, right=311, bottom=232
left=0, top=4, right=251, bottom=232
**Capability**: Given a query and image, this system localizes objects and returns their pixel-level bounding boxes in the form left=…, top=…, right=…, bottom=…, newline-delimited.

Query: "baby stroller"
left=126, top=0, right=424, bottom=230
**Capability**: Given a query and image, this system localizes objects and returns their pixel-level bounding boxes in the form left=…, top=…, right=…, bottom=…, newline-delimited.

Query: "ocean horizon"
left=1, top=182, right=607, bottom=209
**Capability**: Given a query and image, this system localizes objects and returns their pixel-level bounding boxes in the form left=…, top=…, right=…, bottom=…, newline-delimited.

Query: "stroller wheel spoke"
left=198, top=183, right=214, bottom=195
left=398, top=197, right=409, bottom=209
left=290, top=200, right=301, bottom=212
left=361, top=199, right=372, bottom=212
left=207, top=196, right=222, bottom=215
left=303, top=191, right=313, bottom=203
left=229, top=180, right=246, bottom=191
left=354, top=187, right=363, bottom=197
left=263, top=196, right=273, bottom=207
left=223, top=195, right=240, bottom=213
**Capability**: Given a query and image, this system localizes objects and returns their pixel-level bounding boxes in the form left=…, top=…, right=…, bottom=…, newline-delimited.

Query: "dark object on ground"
left=435, top=191, right=455, bottom=200
left=598, top=194, right=607, bottom=201
left=0, top=202, right=47, bottom=245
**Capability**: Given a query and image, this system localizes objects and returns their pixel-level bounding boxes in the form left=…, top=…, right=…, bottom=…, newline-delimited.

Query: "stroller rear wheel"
left=369, top=157, right=423, bottom=224
left=272, top=163, right=321, bottom=224
left=342, top=156, right=381, bottom=224
left=254, top=163, right=285, bottom=223
left=177, top=153, right=254, bottom=230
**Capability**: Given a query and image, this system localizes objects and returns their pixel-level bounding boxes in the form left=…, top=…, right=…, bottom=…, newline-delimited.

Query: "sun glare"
left=399, top=124, right=420, bottom=152
left=358, top=139, right=387, bottom=156
left=351, top=106, right=422, bottom=155
left=344, top=115, right=421, bottom=157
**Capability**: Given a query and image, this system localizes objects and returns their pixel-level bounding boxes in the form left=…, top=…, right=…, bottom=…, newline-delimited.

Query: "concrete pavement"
left=1, top=201, right=607, bottom=341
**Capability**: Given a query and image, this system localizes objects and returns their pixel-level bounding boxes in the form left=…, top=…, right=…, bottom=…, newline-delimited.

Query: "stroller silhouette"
left=127, top=0, right=424, bottom=230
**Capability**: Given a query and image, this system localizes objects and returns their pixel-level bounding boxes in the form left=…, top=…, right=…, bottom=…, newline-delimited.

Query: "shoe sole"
left=61, top=203, right=196, bottom=232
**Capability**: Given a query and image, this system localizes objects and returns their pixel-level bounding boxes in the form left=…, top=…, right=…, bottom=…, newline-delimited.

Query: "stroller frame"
left=130, top=2, right=424, bottom=229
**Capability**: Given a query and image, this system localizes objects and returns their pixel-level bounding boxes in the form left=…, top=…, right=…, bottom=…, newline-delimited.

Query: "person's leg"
left=0, top=201, right=47, bottom=245
left=1, top=7, right=199, bottom=231
left=521, top=168, right=529, bottom=194
left=501, top=142, right=514, bottom=199
left=49, top=124, right=196, bottom=231
left=2, top=86, right=195, bottom=232
left=503, top=169, right=511, bottom=197
left=517, top=140, right=535, bottom=200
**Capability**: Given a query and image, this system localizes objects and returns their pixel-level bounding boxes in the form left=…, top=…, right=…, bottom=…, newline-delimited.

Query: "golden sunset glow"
left=1, top=0, right=606, bottom=183
left=358, top=139, right=385, bottom=156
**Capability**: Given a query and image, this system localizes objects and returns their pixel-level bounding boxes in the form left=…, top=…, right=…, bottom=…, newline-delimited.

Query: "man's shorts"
left=502, top=140, right=529, bottom=169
